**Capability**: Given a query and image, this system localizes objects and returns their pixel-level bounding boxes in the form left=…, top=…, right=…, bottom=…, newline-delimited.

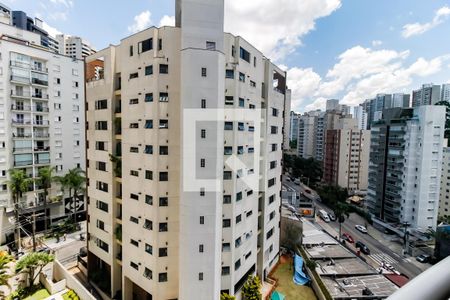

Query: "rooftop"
left=305, top=244, right=355, bottom=259
left=321, top=274, right=398, bottom=298
left=315, top=258, right=376, bottom=276
left=302, top=219, right=338, bottom=245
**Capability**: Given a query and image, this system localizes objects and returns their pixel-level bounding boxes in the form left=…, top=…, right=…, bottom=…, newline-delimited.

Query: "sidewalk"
left=42, top=221, right=87, bottom=251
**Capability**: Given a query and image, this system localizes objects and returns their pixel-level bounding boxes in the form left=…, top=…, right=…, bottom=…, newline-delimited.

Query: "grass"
left=271, top=257, right=317, bottom=300
left=23, top=288, right=50, bottom=300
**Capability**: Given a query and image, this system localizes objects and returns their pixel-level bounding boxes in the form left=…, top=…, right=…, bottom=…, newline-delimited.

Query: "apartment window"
left=270, top=161, right=277, bottom=169
left=200, top=216, right=205, bottom=224
left=159, top=92, right=169, bottom=102
left=159, top=172, right=168, bottom=181
left=224, top=122, right=233, bottom=130
left=145, top=145, right=153, bottom=154
left=96, top=161, right=106, bottom=171
left=236, top=192, right=242, bottom=202
left=145, top=170, right=153, bottom=180
left=130, top=217, right=139, bottom=224
left=269, top=211, right=275, bottom=220
left=145, top=120, right=153, bottom=129
left=272, top=108, right=278, bottom=117
left=224, top=147, right=233, bottom=155
left=96, top=141, right=107, bottom=151
left=206, top=41, right=216, bottom=50
left=159, top=146, right=168, bottom=155
left=201, top=99, right=206, bottom=108
left=222, top=266, right=230, bottom=275
left=236, top=214, right=242, bottom=224
left=269, top=194, right=275, bottom=204
left=95, top=99, right=107, bottom=110
left=239, top=98, right=245, bottom=107
left=271, top=126, right=278, bottom=134
left=246, top=210, right=253, bottom=218
left=267, top=227, right=274, bottom=239
left=238, top=122, right=244, bottom=131
left=200, top=159, right=205, bottom=168
left=130, top=123, right=139, bottom=128
left=237, top=146, right=244, bottom=155
left=144, top=219, right=153, bottom=230
left=145, top=243, right=153, bottom=255
left=271, top=143, right=278, bottom=151
left=222, top=243, right=231, bottom=252
left=158, top=273, right=168, bottom=282
left=144, top=268, right=152, bottom=280
left=129, top=72, right=138, bottom=79
left=159, top=197, right=168, bottom=207
left=235, top=259, right=241, bottom=270
left=201, top=129, right=206, bottom=138
left=199, top=272, right=204, bottom=281
left=268, top=178, right=276, bottom=187
left=130, top=147, right=139, bottom=153
left=249, top=104, right=255, bottom=109
left=201, top=67, right=207, bottom=77
left=145, top=195, right=153, bottom=205
left=225, top=96, right=234, bottom=105
left=145, top=93, right=153, bottom=102
left=223, top=195, right=231, bottom=204
left=250, top=80, right=256, bottom=87
left=239, top=72, right=245, bottom=82
left=159, top=248, right=168, bottom=257
left=129, top=98, right=139, bottom=105
left=159, top=222, right=168, bottom=232
left=240, top=47, right=250, bottom=63
left=130, top=262, right=139, bottom=270
left=96, top=181, right=108, bottom=193
left=223, top=171, right=232, bottom=180
left=254, top=56, right=257, bottom=67
left=96, top=200, right=108, bottom=212
left=95, top=121, right=108, bottom=130
left=223, top=219, right=231, bottom=228
left=96, top=239, right=109, bottom=253
left=129, top=45, right=133, bottom=56
left=129, top=193, right=139, bottom=201
left=73, top=81, right=79, bottom=88
left=140, top=38, right=153, bottom=53
left=145, top=65, right=153, bottom=75
left=248, top=126, right=255, bottom=132
left=54, top=103, right=61, bottom=110
left=226, top=69, right=234, bottom=79
left=159, top=64, right=168, bottom=74
left=158, top=38, right=163, bottom=50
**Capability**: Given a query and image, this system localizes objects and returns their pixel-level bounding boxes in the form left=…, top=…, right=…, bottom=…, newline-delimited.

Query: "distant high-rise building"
left=55, top=34, right=96, bottom=60
left=412, top=84, right=441, bottom=107
left=361, top=93, right=410, bottom=129
left=353, top=106, right=368, bottom=130
left=367, top=106, right=445, bottom=231
left=297, top=113, right=317, bottom=158
left=289, top=111, right=300, bottom=142
left=326, top=99, right=340, bottom=112
left=390, top=93, right=410, bottom=108
left=439, top=147, right=450, bottom=219
left=441, top=84, right=450, bottom=103
left=324, top=117, right=370, bottom=192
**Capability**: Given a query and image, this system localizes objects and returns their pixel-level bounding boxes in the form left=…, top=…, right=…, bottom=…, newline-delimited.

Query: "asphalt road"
left=282, top=178, right=425, bottom=279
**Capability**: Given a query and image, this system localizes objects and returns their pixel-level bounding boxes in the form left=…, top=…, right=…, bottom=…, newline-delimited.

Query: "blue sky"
left=3, top=0, right=450, bottom=112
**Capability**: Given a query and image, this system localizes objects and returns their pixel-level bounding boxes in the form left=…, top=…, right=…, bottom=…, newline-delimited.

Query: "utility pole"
left=32, top=211, right=36, bottom=252
left=402, top=222, right=411, bottom=256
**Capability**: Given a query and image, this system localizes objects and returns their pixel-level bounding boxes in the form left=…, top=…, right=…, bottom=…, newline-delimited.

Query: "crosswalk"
left=369, top=252, right=398, bottom=266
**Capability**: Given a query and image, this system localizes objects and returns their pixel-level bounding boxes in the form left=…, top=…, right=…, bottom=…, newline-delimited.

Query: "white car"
left=355, top=225, right=368, bottom=233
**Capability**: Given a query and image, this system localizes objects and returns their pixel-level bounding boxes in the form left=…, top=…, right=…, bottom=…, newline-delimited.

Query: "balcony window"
left=159, top=92, right=169, bottom=102
left=145, top=93, right=153, bottom=102
left=224, top=147, right=232, bottom=155
left=224, top=122, right=233, bottom=130
left=159, top=64, right=168, bottom=74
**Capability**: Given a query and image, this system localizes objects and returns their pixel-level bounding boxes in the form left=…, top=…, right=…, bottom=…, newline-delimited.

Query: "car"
left=329, top=213, right=336, bottom=221
left=355, top=241, right=370, bottom=255
left=355, top=225, right=368, bottom=233
left=416, top=254, right=431, bottom=263
left=286, top=177, right=291, bottom=181
left=342, top=233, right=354, bottom=243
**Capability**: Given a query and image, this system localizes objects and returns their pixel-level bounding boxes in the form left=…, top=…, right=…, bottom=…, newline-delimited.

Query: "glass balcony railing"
left=12, top=119, right=32, bottom=125
left=33, top=120, right=49, bottom=126
left=11, top=104, right=31, bottom=111
left=11, top=90, right=31, bottom=97
left=32, top=93, right=49, bottom=99
left=31, top=78, right=48, bottom=86
left=10, top=60, right=30, bottom=69
left=11, top=75, right=30, bottom=84
left=34, top=132, right=50, bottom=138
left=14, top=160, right=33, bottom=167
left=12, top=133, right=32, bottom=138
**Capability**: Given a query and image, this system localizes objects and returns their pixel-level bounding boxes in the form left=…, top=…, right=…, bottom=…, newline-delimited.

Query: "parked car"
left=329, top=212, right=336, bottom=221
left=355, top=224, right=368, bottom=233
left=356, top=241, right=370, bottom=255
left=342, top=233, right=354, bottom=243
left=416, top=254, right=431, bottom=263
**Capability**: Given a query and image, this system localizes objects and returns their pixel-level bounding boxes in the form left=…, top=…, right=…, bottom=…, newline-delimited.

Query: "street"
left=283, top=178, right=429, bottom=279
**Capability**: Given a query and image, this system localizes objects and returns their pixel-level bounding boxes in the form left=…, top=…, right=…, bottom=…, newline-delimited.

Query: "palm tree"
left=7, top=169, right=33, bottom=250
left=334, top=202, right=351, bottom=241
left=0, top=251, right=13, bottom=298
left=37, top=166, right=56, bottom=231
left=56, top=168, right=86, bottom=222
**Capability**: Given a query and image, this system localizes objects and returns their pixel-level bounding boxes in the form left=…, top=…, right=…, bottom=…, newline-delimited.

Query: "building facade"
left=289, top=111, right=299, bottom=142
left=412, top=84, right=441, bottom=107
left=366, top=106, right=445, bottom=231
left=439, top=147, right=450, bottom=219
left=56, top=34, right=96, bottom=60
left=324, top=117, right=370, bottom=192
left=0, top=21, right=85, bottom=244
left=297, top=113, right=317, bottom=159
left=441, top=84, right=450, bottom=103
left=353, top=106, right=368, bottom=130
left=85, top=0, right=288, bottom=299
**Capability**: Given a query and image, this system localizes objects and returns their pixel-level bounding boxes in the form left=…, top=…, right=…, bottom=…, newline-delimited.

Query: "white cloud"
left=402, top=5, right=450, bottom=38
left=304, top=97, right=327, bottom=112
left=128, top=10, right=152, bottom=33
left=48, top=11, right=67, bottom=21
left=42, top=22, right=62, bottom=37
left=49, top=0, right=74, bottom=8
left=225, top=0, right=342, bottom=62
left=287, top=67, right=321, bottom=111
left=372, top=40, right=383, bottom=46
left=159, top=15, right=175, bottom=27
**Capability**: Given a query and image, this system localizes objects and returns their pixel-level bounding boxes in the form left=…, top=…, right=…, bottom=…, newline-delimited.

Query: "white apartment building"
left=297, top=113, right=316, bottom=158
left=441, top=84, right=450, bottom=103
left=85, top=0, right=288, bottom=299
left=324, top=117, right=370, bottom=192
left=0, top=21, right=85, bottom=244
left=353, top=106, right=368, bottom=130
left=439, top=147, right=450, bottom=218
left=367, top=106, right=445, bottom=231
left=56, top=34, right=96, bottom=60
left=289, top=111, right=300, bottom=142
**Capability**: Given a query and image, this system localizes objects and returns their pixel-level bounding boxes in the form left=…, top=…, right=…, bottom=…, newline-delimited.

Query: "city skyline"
left=2, top=0, right=450, bottom=113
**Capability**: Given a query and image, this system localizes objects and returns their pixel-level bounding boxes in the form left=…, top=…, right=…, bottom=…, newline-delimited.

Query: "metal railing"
left=32, top=93, right=49, bottom=99
left=34, top=132, right=50, bottom=138
left=12, top=119, right=32, bottom=125
left=34, top=146, right=50, bottom=152
left=11, top=104, right=31, bottom=111
left=11, top=90, right=31, bottom=97
left=33, top=120, right=50, bottom=126
left=34, top=106, right=49, bottom=112
left=387, top=256, right=450, bottom=300
left=12, top=133, right=32, bottom=138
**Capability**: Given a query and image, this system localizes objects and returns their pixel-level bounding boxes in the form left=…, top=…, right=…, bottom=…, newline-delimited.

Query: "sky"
left=3, top=0, right=450, bottom=112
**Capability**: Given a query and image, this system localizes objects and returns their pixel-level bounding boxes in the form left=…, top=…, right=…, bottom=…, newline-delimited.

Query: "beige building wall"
left=439, top=147, right=450, bottom=218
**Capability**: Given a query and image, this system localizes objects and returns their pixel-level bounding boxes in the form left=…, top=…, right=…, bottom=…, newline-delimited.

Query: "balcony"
left=12, top=119, right=32, bottom=126
left=11, top=90, right=31, bottom=98
left=30, top=65, right=48, bottom=73
left=12, top=133, right=32, bottom=139
left=33, top=106, right=49, bottom=113
left=14, top=160, right=33, bottom=167
left=35, top=159, right=50, bottom=165
left=34, top=132, right=50, bottom=139
left=34, top=146, right=50, bottom=152
left=11, top=75, right=30, bottom=84
left=31, top=77, right=48, bottom=86
left=12, top=147, right=32, bottom=153
left=32, top=93, right=49, bottom=100
left=33, top=120, right=49, bottom=126
left=11, top=104, right=31, bottom=112
left=10, top=60, right=30, bottom=69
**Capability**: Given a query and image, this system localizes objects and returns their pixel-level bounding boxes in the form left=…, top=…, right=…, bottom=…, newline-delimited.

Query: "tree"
left=283, top=154, right=323, bottom=187
left=281, top=221, right=302, bottom=252
left=317, top=185, right=348, bottom=209
left=334, top=202, right=351, bottom=240
left=56, top=168, right=86, bottom=222
left=289, top=139, right=297, bottom=150
left=242, top=275, right=261, bottom=300
left=37, top=166, right=56, bottom=231
left=7, top=169, right=33, bottom=250
left=220, top=293, right=236, bottom=300
left=0, top=251, right=13, bottom=297
left=15, top=252, right=54, bottom=287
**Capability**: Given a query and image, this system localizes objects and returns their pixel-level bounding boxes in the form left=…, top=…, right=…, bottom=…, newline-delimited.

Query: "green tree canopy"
left=0, top=251, right=14, bottom=297
left=242, top=275, right=261, bottom=300
left=220, top=292, right=236, bottom=300
left=15, top=252, right=54, bottom=287
left=283, top=154, right=323, bottom=187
